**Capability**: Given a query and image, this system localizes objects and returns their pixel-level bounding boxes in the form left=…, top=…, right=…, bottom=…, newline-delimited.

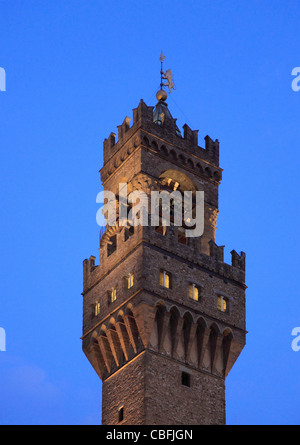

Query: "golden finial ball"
left=156, top=89, right=167, bottom=101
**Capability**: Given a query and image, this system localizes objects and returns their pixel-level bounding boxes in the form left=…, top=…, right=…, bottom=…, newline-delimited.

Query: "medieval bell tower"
left=81, top=57, right=246, bottom=425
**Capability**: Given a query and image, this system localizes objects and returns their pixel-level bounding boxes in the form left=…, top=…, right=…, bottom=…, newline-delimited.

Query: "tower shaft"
left=82, top=98, right=246, bottom=425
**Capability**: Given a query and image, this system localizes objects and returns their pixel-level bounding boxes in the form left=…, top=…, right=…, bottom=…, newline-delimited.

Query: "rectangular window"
left=94, top=301, right=101, bottom=316
left=125, top=273, right=134, bottom=289
left=181, top=371, right=191, bottom=387
left=108, top=288, right=117, bottom=304
left=217, top=295, right=228, bottom=313
left=189, top=283, right=200, bottom=301
left=160, top=270, right=171, bottom=289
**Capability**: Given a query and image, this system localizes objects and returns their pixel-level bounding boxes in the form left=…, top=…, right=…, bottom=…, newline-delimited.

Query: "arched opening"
left=143, top=136, right=150, bottom=147
left=159, top=169, right=197, bottom=194
left=151, top=140, right=159, bottom=151
left=196, top=162, right=203, bottom=174
left=222, top=328, right=233, bottom=374
left=182, top=312, right=193, bottom=361
left=187, top=159, right=194, bottom=169
left=161, top=145, right=168, bottom=156
left=196, top=318, right=207, bottom=366
left=205, top=167, right=212, bottom=178
left=213, top=171, right=221, bottom=181
left=170, top=149, right=177, bottom=161
left=169, top=307, right=181, bottom=357
left=208, top=323, right=220, bottom=372
left=158, top=169, right=198, bottom=232
left=155, top=304, right=167, bottom=351
left=178, top=154, right=186, bottom=164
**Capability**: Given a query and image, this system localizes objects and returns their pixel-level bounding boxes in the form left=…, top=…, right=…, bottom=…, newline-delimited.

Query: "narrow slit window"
left=118, top=406, right=124, bottom=423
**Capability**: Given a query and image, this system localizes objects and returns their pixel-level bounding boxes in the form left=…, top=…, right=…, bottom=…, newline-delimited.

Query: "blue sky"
left=0, top=0, right=300, bottom=425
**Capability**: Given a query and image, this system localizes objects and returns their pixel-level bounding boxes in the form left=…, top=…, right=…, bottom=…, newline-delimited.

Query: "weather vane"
left=159, top=52, right=176, bottom=94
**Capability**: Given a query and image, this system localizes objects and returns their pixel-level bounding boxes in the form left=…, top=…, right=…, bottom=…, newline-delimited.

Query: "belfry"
left=82, top=55, right=246, bottom=425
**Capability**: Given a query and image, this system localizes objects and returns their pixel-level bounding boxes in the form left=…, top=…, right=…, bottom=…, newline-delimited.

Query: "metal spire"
left=159, top=52, right=166, bottom=90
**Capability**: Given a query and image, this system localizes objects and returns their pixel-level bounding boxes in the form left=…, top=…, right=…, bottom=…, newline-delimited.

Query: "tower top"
left=156, top=52, right=176, bottom=101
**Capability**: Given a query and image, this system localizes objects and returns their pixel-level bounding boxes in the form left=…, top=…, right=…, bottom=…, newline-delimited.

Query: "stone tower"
left=81, top=88, right=246, bottom=425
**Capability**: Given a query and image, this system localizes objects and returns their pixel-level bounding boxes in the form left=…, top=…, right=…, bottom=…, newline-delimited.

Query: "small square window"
left=181, top=371, right=191, bottom=387
left=160, top=270, right=171, bottom=289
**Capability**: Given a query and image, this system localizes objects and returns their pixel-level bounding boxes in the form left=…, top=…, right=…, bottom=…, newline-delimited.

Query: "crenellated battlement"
left=204, top=135, right=219, bottom=165
left=82, top=224, right=246, bottom=297
left=140, top=226, right=246, bottom=286
left=132, top=98, right=154, bottom=125
left=231, top=250, right=246, bottom=270
left=183, top=123, right=199, bottom=145
left=102, top=99, right=220, bottom=167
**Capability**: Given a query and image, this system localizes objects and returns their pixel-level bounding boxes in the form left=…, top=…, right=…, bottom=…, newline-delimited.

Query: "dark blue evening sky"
left=0, top=0, right=300, bottom=424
